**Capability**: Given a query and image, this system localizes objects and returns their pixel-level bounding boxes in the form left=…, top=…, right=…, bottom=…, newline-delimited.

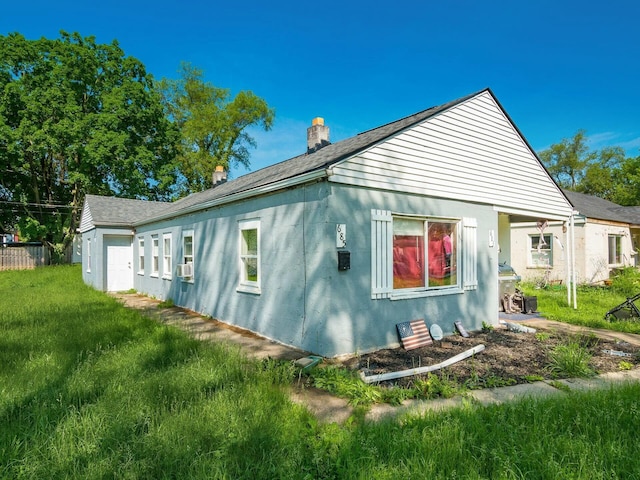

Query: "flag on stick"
left=397, top=319, right=432, bottom=350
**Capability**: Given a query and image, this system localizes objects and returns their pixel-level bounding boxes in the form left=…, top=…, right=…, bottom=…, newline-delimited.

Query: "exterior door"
left=105, top=236, right=133, bottom=291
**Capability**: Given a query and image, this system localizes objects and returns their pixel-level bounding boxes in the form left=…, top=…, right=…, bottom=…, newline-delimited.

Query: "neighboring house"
left=80, top=88, right=574, bottom=357
left=510, top=190, right=640, bottom=285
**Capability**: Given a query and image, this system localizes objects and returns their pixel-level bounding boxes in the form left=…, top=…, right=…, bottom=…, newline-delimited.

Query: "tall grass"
left=2, top=266, right=640, bottom=478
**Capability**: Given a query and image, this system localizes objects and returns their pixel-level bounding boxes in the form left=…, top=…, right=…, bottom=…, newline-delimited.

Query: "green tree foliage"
left=160, top=63, right=275, bottom=193
left=539, top=130, right=595, bottom=190
left=0, top=32, right=179, bottom=255
left=539, top=131, right=639, bottom=206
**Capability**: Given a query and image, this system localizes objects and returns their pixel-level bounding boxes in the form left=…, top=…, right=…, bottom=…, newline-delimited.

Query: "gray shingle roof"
left=152, top=89, right=488, bottom=221
left=84, top=194, right=168, bottom=227
left=562, top=190, right=640, bottom=225
left=84, top=88, right=499, bottom=226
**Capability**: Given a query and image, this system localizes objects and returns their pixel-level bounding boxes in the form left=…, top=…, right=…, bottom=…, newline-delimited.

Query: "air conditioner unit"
left=176, top=262, right=193, bottom=278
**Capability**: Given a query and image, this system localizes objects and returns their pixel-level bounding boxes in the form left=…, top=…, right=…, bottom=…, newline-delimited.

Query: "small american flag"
left=397, top=319, right=432, bottom=350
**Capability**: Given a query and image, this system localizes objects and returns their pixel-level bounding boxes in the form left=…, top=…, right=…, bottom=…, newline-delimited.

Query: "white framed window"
left=151, top=235, right=159, bottom=277
left=608, top=235, right=622, bottom=265
left=163, top=233, right=172, bottom=279
left=182, top=230, right=194, bottom=281
left=530, top=234, right=553, bottom=267
left=86, top=238, right=91, bottom=273
left=371, top=210, right=476, bottom=300
left=138, top=237, right=145, bottom=275
left=238, top=219, right=260, bottom=294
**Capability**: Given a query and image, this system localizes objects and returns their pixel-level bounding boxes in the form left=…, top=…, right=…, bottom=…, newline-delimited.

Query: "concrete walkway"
left=112, top=293, right=640, bottom=424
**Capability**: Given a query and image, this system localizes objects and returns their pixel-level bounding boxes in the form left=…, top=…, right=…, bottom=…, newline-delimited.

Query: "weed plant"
left=547, top=342, right=595, bottom=378
left=3, top=266, right=640, bottom=479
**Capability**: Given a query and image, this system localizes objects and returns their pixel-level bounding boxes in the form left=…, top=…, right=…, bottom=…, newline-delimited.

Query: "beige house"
left=510, top=190, right=640, bottom=285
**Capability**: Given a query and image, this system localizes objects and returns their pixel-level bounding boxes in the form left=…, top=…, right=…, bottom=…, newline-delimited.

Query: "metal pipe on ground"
left=359, top=344, right=486, bottom=384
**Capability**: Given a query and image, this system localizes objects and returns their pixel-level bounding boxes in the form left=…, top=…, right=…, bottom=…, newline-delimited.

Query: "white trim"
left=151, top=235, right=159, bottom=277
left=162, top=233, right=172, bottom=280
left=182, top=230, right=194, bottom=283
left=137, top=236, right=145, bottom=275
left=237, top=219, right=261, bottom=295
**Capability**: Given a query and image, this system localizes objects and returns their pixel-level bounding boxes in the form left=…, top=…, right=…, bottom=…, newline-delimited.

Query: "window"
left=182, top=231, right=194, bottom=281
left=163, top=233, right=172, bottom=279
left=238, top=220, right=260, bottom=294
left=151, top=235, right=159, bottom=276
left=530, top=234, right=553, bottom=267
left=371, top=210, right=475, bottom=299
left=392, top=217, right=458, bottom=289
left=138, top=237, right=145, bottom=274
left=608, top=235, right=622, bottom=265
left=86, top=238, right=91, bottom=273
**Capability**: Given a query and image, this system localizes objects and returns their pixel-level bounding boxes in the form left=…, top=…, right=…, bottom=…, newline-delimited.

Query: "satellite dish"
left=429, top=324, right=444, bottom=341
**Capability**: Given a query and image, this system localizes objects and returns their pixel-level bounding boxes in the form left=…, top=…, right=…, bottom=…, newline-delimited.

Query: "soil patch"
left=342, top=326, right=640, bottom=388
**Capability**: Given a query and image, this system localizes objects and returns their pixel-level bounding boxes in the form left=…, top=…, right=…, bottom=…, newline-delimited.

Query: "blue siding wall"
left=131, top=180, right=498, bottom=357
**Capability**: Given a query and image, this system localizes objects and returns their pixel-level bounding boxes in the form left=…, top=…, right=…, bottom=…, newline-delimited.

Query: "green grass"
left=521, top=267, right=640, bottom=334
left=2, top=266, right=640, bottom=478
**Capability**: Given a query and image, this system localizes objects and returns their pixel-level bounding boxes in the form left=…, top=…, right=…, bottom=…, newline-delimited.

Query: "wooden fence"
left=0, top=244, right=50, bottom=271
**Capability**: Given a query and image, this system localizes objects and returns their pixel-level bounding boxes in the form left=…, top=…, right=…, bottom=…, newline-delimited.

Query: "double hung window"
left=151, top=236, right=159, bottom=276
left=530, top=234, right=553, bottom=267
left=608, top=235, right=622, bottom=265
left=138, top=237, right=145, bottom=275
left=163, top=233, right=172, bottom=279
left=238, top=220, right=260, bottom=294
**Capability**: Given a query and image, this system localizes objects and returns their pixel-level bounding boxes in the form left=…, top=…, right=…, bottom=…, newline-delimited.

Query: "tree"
left=539, top=130, right=595, bottom=190
left=0, top=32, right=179, bottom=258
left=160, top=63, right=275, bottom=194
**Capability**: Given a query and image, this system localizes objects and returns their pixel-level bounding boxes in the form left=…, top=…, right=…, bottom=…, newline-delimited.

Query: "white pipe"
left=571, top=213, right=577, bottom=309
left=359, top=344, right=485, bottom=384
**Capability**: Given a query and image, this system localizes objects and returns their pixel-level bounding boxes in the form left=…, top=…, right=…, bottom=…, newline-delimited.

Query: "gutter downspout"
left=571, top=211, right=578, bottom=309
left=566, top=217, right=571, bottom=308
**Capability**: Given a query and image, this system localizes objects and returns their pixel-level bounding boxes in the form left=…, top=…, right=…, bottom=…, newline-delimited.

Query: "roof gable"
left=330, top=90, right=572, bottom=219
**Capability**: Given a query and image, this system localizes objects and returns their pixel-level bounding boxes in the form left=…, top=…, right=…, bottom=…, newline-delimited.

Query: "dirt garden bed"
left=341, top=325, right=640, bottom=388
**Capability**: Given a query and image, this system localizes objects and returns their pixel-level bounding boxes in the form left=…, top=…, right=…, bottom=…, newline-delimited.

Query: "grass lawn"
left=2, top=265, right=640, bottom=479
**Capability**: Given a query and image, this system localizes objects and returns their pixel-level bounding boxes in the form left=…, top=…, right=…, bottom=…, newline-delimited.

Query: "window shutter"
left=463, top=217, right=478, bottom=291
left=371, top=209, right=393, bottom=299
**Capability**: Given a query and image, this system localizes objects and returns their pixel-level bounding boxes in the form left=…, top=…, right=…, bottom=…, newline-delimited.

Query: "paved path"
left=112, top=293, right=640, bottom=424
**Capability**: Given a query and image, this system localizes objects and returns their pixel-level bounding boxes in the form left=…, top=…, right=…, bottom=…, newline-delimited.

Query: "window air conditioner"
left=176, top=262, right=193, bottom=278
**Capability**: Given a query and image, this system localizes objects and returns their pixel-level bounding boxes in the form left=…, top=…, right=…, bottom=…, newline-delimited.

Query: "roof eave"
left=135, top=168, right=329, bottom=227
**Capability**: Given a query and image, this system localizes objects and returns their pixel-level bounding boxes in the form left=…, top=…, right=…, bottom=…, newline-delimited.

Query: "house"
left=80, top=88, right=574, bottom=357
left=510, top=190, right=640, bottom=285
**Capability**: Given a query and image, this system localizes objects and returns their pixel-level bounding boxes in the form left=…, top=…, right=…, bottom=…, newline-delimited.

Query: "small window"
left=608, top=235, right=622, bottom=265
left=86, top=238, right=91, bottom=273
left=530, top=234, right=553, bottom=267
left=151, top=235, right=159, bottom=276
left=238, top=220, right=260, bottom=294
left=182, top=231, right=194, bottom=281
left=138, top=237, right=145, bottom=275
left=163, top=233, right=172, bottom=279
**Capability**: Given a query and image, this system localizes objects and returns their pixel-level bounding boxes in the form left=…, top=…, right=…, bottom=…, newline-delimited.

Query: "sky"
left=2, top=0, right=639, bottom=177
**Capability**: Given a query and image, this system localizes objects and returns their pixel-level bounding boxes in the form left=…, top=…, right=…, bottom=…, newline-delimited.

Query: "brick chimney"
left=212, top=165, right=227, bottom=186
left=307, top=117, right=330, bottom=154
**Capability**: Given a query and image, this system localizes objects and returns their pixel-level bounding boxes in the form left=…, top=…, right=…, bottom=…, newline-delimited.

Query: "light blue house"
left=80, top=89, right=574, bottom=357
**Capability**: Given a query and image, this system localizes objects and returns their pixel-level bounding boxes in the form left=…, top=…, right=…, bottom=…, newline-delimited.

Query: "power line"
left=0, top=200, right=75, bottom=209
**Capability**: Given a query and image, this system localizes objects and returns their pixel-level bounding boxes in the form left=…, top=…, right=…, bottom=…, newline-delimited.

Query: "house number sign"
left=336, top=224, right=346, bottom=248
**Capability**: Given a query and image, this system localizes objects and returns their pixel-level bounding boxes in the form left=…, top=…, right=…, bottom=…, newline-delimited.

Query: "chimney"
left=212, top=165, right=227, bottom=186
left=307, top=117, right=330, bottom=154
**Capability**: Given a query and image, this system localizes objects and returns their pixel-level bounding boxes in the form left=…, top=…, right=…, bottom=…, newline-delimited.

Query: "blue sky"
left=2, top=0, right=639, bottom=177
